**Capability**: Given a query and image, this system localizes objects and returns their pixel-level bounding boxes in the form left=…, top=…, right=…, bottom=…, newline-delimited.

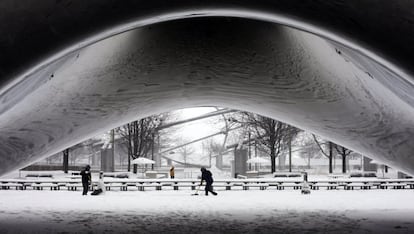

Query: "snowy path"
left=0, top=190, right=413, bottom=233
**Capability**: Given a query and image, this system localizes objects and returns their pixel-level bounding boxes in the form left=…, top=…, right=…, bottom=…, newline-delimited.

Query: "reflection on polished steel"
left=0, top=1, right=413, bottom=175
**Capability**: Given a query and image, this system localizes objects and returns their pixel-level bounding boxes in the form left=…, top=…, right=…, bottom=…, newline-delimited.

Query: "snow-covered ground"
left=1, top=189, right=413, bottom=233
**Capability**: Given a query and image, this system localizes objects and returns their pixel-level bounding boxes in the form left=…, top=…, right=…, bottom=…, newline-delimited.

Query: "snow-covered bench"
left=0, top=182, right=24, bottom=190
left=212, top=183, right=233, bottom=190
left=125, top=182, right=139, bottom=190
left=31, top=182, right=61, bottom=190
left=66, top=183, right=84, bottom=191
left=137, top=183, right=162, bottom=191
left=168, top=182, right=196, bottom=190
left=276, top=182, right=302, bottom=190
left=344, top=182, right=372, bottom=190
left=174, top=183, right=199, bottom=190
left=230, top=183, right=245, bottom=189
left=242, top=183, right=269, bottom=190
left=267, top=183, right=280, bottom=189
left=310, top=183, right=338, bottom=190
left=105, top=182, right=129, bottom=191
left=378, top=183, right=408, bottom=189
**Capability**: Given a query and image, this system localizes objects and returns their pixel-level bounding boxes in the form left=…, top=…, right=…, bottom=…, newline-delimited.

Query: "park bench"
left=125, top=182, right=138, bottom=190
left=31, top=182, right=60, bottom=190
left=137, top=183, right=162, bottom=191
left=159, top=182, right=174, bottom=189
left=344, top=182, right=372, bottom=190
left=276, top=182, right=302, bottom=190
left=171, top=182, right=199, bottom=190
left=242, top=183, right=269, bottom=190
left=0, top=182, right=24, bottom=190
left=267, top=183, right=280, bottom=189
left=213, top=182, right=233, bottom=191
left=22, top=182, right=32, bottom=190
left=102, top=182, right=137, bottom=191
left=230, top=182, right=245, bottom=190
left=310, top=182, right=338, bottom=190
left=327, top=174, right=346, bottom=179
left=379, top=183, right=407, bottom=189
left=66, top=183, right=84, bottom=191
left=273, top=172, right=302, bottom=178
left=25, top=174, right=53, bottom=178
left=106, top=182, right=129, bottom=191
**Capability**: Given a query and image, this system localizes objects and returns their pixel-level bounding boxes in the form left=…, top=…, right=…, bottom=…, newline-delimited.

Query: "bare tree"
left=242, top=113, right=300, bottom=173
left=284, top=127, right=301, bottom=172
left=117, top=114, right=168, bottom=173
left=216, top=107, right=232, bottom=169
left=60, top=140, right=96, bottom=169
left=312, top=135, right=334, bottom=174
left=312, top=135, right=353, bottom=174
left=334, top=144, right=353, bottom=173
left=176, top=144, right=196, bottom=166
left=202, top=139, right=225, bottom=167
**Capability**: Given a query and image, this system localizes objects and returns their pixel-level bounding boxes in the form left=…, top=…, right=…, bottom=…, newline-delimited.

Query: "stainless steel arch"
left=0, top=1, right=413, bottom=175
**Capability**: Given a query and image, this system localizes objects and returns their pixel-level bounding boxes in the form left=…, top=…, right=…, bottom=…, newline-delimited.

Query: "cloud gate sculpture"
left=0, top=0, right=413, bottom=175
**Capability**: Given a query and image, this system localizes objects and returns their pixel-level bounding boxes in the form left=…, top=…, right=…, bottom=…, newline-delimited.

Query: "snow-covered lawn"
left=0, top=189, right=413, bottom=233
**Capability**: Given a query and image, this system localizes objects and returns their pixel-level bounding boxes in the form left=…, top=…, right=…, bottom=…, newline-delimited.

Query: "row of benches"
left=1, top=181, right=413, bottom=191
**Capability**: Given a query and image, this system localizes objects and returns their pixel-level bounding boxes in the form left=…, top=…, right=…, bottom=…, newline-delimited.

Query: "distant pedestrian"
left=170, top=166, right=175, bottom=179
left=200, top=167, right=217, bottom=196
left=80, top=165, right=91, bottom=195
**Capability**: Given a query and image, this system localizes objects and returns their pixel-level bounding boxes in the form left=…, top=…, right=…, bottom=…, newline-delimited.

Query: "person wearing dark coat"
left=200, top=167, right=217, bottom=196
left=80, top=165, right=91, bottom=195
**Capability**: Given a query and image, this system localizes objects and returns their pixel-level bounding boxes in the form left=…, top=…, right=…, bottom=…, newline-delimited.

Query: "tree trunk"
left=270, top=134, right=276, bottom=173
left=329, top=142, right=333, bottom=174
left=110, top=129, right=115, bottom=170
left=63, top=149, right=69, bottom=174
left=127, top=153, right=131, bottom=172
left=342, top=155, right=346, bottom=173
left=248, top=132, right=251, bottom=170
left=127, top=123, right=132, bottom=172
left=151, top=133, right=155, bottom=170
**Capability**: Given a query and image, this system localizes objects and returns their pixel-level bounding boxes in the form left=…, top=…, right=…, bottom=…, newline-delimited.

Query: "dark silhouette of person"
left=80, top=165, right=91, bottom=195
left=200, top=167, right=217, bottom=196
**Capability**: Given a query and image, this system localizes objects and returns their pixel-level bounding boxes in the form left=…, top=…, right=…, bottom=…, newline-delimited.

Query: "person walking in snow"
left=200, top=167, right=217, bottom=196
left=80, top=165, right=91, bottom=195
left=170, top=166, right=175, bottom=179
